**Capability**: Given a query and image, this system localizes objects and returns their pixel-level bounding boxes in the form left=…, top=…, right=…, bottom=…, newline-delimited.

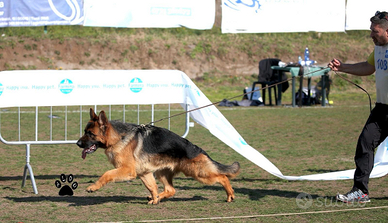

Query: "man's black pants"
left=353, top=103, right=388, bottom=194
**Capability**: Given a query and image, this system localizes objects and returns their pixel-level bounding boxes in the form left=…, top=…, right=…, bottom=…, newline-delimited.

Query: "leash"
left=148, top=78, right=288, bottom=125
left=332, top=70, right=372, bottom=112
left=147, top=67, right=328, bottom=125
left=147, top=67, right=373, bottom=126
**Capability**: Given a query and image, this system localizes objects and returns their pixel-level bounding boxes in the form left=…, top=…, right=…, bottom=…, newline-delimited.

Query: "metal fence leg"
left=181, top=104, right=190, bottom=138
left=21, top=144, right=38, bottom=194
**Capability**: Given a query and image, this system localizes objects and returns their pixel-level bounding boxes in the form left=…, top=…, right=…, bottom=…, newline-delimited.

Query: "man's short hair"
left=371, top=11, right=388, bottom=28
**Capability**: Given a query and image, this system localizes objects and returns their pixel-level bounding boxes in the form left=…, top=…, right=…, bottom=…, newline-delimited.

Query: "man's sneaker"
left=336, top=189, right=370, bottom=203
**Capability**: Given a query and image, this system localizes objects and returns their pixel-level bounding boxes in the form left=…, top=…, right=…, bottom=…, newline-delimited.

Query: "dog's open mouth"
left=82, top=144, right=98, bottom=160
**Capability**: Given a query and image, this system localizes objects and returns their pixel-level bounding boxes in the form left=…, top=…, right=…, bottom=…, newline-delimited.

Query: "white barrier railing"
left=0, top=70, right=199, bottom=194
left=0, top=104, right=191, bottom=194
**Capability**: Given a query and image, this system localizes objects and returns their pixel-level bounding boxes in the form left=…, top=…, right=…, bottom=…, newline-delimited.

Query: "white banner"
left=0, top=0, right=84, bottom=27
left=0, top=70, right=193, bottom=107
left=83, top=0, right=215, bottom=30
left=0, top=70, right=387, bottom=181
left=346, top=0, right=386, bottom=30
left=221, top=0, right=346, bottom=33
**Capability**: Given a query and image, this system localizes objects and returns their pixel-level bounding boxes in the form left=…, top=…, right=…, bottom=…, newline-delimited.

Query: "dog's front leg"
left=139, top=172, right=159, bottom=205
left=87, top=167, right=136, bottom=192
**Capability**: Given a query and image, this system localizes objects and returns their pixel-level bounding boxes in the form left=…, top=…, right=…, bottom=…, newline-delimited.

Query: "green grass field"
left=1, top=75, right=388, bottom=222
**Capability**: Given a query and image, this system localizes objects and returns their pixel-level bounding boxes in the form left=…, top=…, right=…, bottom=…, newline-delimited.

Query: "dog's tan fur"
left=77, top=108, right=240, bottom=204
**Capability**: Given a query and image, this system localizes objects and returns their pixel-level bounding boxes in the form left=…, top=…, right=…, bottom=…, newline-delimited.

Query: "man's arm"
left=328, top=59, right=375, bottom=76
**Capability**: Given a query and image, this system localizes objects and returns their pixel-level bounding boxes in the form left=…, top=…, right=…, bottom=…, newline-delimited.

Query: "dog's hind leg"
left=214, top=175, right=235, bottom=202
left=193, top=174, right=235, bottom=202
left=139, top=172, right=160, bottom=205
left=154, top=169, right=176, bottom=201
left=182, top=154, right=236, bottom=202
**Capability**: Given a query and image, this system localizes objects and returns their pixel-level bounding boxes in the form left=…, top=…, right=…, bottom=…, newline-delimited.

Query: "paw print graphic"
left=55, top=174, right=78, bottom=196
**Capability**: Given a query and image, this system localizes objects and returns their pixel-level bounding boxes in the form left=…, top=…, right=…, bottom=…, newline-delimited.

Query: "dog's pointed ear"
left=90, top=108, right=98, bottom=121
left=97, top=110, right=109, bottom=130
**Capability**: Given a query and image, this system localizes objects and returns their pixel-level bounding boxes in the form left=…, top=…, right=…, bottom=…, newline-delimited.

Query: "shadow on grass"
left=4, top=184, right=305, bottom=206
left=3, top=176, right=330, bottom=205
left=5, top=195, right=208, bottom=206
left=305, top=169, right=351, bottom=174
left=0, top=174, right=100, bottom=181
left=176, top=185, right=306, bottom=201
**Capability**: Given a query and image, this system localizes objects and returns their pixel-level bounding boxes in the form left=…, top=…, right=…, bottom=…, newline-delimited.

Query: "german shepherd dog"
left=76, top=108, right=240, bottom=204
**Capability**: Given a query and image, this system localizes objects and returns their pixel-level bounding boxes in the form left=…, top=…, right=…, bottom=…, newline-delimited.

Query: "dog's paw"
left=86, top=184, right=99, bottom=193
left=147, top=195, right=160, bottom=205
left=55, top=174, right=78, bottom=196
left=226, top=195, right=235, bottom=202
left=147, top=199, right=160, bottom=205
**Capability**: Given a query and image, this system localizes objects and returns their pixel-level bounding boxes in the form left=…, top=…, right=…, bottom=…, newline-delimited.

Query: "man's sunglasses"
left=375, top=11, right=388, bottom=20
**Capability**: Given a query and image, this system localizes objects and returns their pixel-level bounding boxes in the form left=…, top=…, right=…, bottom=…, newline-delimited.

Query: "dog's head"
left=76, top=108, right=110, bottom=160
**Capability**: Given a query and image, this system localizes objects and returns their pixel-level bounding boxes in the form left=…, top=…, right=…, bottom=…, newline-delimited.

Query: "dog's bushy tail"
left=215, top=161, right=241, bottom=179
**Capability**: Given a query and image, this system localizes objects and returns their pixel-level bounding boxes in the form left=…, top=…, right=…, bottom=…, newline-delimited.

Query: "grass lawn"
left=1, top=83, right=388, bottom=222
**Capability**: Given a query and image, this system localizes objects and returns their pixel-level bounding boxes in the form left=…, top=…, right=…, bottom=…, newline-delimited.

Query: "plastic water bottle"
left=304, top=47, right=310, bottom=61
left=298, top=56, right=305, bottom=66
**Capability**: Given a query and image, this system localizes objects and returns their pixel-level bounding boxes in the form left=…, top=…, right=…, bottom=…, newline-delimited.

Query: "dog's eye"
left=85, top=131, right=96, bottom=137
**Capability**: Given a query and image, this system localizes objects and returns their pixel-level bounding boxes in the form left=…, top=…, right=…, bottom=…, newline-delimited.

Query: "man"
left=328, top=11, right=388, bottom=203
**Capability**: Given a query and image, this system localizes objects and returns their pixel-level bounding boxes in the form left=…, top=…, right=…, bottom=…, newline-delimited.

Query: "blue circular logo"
left=59, top=79, right=74, bottom=94
left=129, top=77, right=144, bottom=93
left=0, top=83, right=3, bottom=96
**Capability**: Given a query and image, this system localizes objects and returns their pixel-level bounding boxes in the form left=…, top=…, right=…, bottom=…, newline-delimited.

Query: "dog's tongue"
left=81, top=145, right=97, bottom=160
left=82, top=149, right=87, bottom=160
